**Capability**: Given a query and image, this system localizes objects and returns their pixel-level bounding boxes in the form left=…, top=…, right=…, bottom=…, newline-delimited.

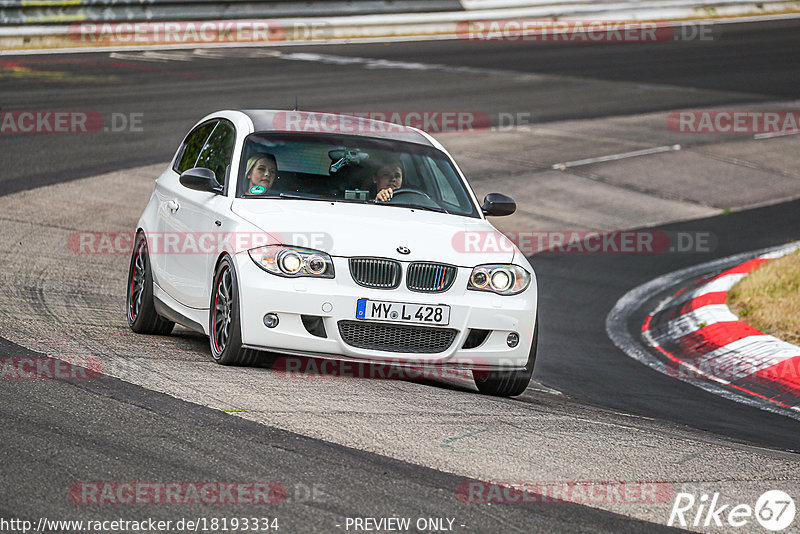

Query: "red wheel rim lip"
left=212, top=265, right=231, bottom=355
left=128, top=239, right=146, bottom=322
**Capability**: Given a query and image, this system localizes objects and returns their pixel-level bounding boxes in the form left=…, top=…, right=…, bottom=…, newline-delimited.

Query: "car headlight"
left=248, top=245, right=335, bottom=278
left=468, top=264, right=530, bottom=295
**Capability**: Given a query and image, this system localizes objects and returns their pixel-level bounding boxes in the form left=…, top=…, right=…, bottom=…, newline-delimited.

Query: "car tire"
left=473, top=317, right=538, bottom=397
left=127, top=233, right=175, bottom=335
left=209, top=256, right=261, bottom=366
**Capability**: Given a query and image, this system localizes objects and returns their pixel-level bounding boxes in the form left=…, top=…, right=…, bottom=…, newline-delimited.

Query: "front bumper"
left=234, top=253, right=537, bottom=369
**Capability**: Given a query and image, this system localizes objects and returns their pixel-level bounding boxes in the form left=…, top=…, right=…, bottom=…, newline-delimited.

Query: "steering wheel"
left=388, top=189, right=433, bottom=202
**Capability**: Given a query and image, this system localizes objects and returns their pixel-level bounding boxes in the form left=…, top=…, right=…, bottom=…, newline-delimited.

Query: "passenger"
left=373, top=161, right=403, bottom=202
left=245, top=153, right=278, bottom=193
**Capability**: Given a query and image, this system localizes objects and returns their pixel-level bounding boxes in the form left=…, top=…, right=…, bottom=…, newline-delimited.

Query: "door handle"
left=166, top=200, right=180, bottom=212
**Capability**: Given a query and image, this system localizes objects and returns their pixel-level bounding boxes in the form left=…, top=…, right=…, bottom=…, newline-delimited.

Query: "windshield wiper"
left=278, top=193, right=332, bottom=201
left=386, top=202, right=449, bottom=214
left=278, top=193, right=372, bottom=204
left=276, top=194, right=449, bottom=214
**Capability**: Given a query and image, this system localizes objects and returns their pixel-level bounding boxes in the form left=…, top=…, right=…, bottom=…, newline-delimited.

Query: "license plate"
left=356, top=299, right=450, bottom=326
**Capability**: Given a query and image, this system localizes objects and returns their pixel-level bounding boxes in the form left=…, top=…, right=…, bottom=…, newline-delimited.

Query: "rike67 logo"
left=668, top=490, right=796, bottom=531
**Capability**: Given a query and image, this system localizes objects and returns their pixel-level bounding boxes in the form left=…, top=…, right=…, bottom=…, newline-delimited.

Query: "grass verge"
left=728, top=250, right=800, bottom=345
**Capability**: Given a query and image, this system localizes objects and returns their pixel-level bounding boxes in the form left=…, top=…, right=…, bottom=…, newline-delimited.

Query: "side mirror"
left=179, top=167, right=222, bottom=194
left=481, top=193, right=516, bottom=216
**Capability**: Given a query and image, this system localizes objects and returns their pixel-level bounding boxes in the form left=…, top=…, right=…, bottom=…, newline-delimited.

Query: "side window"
left=195, top=121, right=236, bottom=185
left=174, top=121, right=216, bottom=174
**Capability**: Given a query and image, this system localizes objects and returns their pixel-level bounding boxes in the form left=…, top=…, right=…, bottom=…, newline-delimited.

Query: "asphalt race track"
left=1, top=339, right=674, bottom=533
left=2, top=19, right=800, bottom=194
left=1, top=18, right=800, bottom=532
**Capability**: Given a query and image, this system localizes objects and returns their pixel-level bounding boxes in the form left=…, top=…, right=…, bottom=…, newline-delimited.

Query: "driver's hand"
left=376, top=188, right=393, bottom=202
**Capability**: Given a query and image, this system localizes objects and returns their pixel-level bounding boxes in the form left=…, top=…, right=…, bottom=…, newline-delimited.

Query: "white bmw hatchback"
left=127, top=110, right=538, bottom=396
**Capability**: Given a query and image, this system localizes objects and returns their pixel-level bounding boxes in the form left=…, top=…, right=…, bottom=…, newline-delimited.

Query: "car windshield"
left=237, top=132, right=480, bottom=218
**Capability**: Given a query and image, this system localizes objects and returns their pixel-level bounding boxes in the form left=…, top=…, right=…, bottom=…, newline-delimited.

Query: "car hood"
left=230, top=199, right=515, bottom=266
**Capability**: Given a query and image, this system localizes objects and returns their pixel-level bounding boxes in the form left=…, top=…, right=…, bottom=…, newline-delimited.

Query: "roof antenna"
left=293, top=96, right=299, bottom=111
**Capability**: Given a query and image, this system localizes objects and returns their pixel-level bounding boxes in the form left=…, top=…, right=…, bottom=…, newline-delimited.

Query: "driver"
left=373, top=160, right=403, bottom=202
left=245, top=153, right=278, bottom=193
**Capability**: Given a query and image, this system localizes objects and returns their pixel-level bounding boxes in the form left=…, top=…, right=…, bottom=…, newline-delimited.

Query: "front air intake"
left=338, top=321, right=457, bottom=353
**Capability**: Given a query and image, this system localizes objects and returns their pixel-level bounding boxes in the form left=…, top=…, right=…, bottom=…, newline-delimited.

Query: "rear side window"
left=195, top=121, right=236, bottom=185
left=174, top=121, right=216, bottom=174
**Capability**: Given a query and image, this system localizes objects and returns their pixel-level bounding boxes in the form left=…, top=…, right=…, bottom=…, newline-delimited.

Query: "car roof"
left=239, top=109, right=435, bottom=146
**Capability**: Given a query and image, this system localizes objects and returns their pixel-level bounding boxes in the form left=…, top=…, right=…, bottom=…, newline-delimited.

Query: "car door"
left=152, top=120, right=217, bottom=288
left=162, top=119, right=236, bottom=308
